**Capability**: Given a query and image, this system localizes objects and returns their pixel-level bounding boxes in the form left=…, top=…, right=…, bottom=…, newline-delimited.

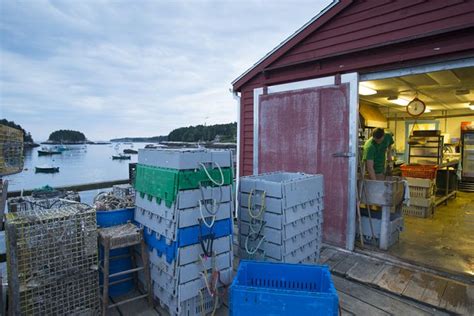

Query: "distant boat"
left=144, top=143, right=167, bottom=149
left=123, top=149, right=138, bottom=154
left=35, top=165, right=60, bottom=173
left=54, top=145, right=70, bottom=152
left=38, top=148, right=62, bottom=156
left=112, top=154, right=131, bottom=160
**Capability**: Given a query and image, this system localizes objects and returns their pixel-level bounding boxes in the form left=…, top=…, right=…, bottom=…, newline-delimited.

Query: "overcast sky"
left=1, top=0, right=331, bottom=141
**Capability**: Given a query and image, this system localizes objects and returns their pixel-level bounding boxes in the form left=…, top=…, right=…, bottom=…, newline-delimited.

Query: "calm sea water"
left=5, top=143, right=144, bottom=193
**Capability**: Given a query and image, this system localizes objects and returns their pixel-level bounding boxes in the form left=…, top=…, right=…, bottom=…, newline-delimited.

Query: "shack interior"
left=358, top=65, right=474, bottom=278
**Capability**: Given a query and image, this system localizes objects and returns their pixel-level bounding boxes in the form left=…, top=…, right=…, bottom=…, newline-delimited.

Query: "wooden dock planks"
left=345, top=256, right=385, bottom=283
left=333, top=275, right=448, bottom=316
left=374, top=265, right=414, bottom=295
left=320, top=245, right=472, bottom=315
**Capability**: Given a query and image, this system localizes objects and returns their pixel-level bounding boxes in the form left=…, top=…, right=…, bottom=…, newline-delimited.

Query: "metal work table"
left=359, top=176, right=405, bottom=250
left=434, top=160, right=458, bottom=206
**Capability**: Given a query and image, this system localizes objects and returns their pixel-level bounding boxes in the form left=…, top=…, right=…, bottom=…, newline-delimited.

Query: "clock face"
left=407, top=98, right=426, bottom=117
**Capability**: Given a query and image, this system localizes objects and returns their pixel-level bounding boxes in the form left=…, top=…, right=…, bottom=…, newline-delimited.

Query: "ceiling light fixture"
left=358, top=84, right=377, bottom=96
left=469, top=102, right=474, bottom=110
left=425, top=108, right=432, bottom=113
left=387, top=96, right=410, bottom=106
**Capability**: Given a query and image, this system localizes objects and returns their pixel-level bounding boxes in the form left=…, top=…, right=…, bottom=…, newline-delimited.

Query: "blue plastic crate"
left=97, top=208, right=134, bottom=228
left=142, top=218, right=233, bottom=263
left=230, top=261, right=339, bottom=316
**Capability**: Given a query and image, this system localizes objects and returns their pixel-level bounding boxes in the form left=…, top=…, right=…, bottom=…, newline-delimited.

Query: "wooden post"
left=102, top=238, right=110, bottom=316
left=0, top=180, right=8, bottom=230
left=140, top=238, right=153, bottom=306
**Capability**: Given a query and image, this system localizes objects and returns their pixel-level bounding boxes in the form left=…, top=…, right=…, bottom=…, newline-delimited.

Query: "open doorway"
left=357, top=65, right=474, bottom=278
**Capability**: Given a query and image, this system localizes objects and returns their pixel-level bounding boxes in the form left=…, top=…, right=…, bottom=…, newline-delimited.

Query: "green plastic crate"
left=134, top=164, right=233, bottom=207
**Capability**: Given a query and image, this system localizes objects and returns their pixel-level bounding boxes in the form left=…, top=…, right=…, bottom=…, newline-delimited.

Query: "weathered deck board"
left=333, top=275, right=443, bottom=316
left=338, top=291, right=391, bottom=316
left=373, top=265, right=414, bottom=294
left=324, top=251, right=349, bottom=270
left=318, top=247, right=339, bottom=264
left=333, top=254, right=357, bottom=275
left=440, top=281, right=473, bottom=315
left=345, top=255, right=385, bottom=283
left=323, top=245, right=474, bottom=315
left=403, top=272, right=431, bottom=301
left=420, top=277, right=448, bottom=307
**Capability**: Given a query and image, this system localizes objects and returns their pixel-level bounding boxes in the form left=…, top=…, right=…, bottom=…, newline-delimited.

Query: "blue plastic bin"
left=96, top=208, right=134, bottom=228
left=97, top=208, right=135, bottom=298
left=230, top=261, right=339, bottom=316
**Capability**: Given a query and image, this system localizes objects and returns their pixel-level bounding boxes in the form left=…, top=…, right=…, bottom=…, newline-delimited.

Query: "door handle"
left=332, top=152, right=355, bottom=158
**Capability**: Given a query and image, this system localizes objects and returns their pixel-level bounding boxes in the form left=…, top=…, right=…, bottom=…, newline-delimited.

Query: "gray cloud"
left=1, top=0, right=331, bottom=141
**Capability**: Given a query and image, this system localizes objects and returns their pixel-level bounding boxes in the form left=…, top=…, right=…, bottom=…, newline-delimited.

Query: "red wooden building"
left=232, top=0, right=474, bottom=250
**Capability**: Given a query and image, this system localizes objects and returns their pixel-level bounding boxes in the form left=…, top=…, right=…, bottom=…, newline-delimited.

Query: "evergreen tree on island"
left=49, top=130, right=86, bottom=143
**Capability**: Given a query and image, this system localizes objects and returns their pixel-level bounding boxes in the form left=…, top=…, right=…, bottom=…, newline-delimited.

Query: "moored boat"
left=38, top=147, right=62, bottom=156
left=112, top=154, right=131, bottom=160
left=123, top=149, right=138, bottom=154
left=35, top=165, right=60, bottom=173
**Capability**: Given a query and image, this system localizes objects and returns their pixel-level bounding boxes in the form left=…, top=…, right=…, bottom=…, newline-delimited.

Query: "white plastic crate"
left=356, top=213, right=403, bottom=248
left=176, top=236, right=232, bottom=266
left=135, top=202, right=232, bottom=241
left=402, top=204, right=434, bottom=218
left=154, top=282, right=223, bottom=316
left=409, top=197, right=435, bottom=208
left=239, top=195, right=323, bottom=221
left=238, top=241, right=321, bottom=263
left=148, top=250, right=232, bottom=285
left=238, top=205, right=322, bottom=230
left=239, top=172, right=324, bottom=209
left=135, top=185, right=232, bottom=221
left=239, top=224, right=322, bottom=250
left=406, top=177, right=436, bottom=198
left=239, top=212, right=322, bottom=244
left=150, top=268, right=233, bottom=302
left=138, top=148, right=232, bottom=170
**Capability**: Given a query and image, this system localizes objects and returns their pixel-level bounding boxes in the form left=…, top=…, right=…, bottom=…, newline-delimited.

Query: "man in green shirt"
left=363, top=128, right=394, bottom=180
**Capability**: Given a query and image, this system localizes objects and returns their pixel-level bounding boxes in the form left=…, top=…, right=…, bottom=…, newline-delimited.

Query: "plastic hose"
left=199, top=185, right=222, bottom=215
left=199, top=200, right=216, bottom=228
left=199, top=162, right=225, bottom=186
left=247, top=189, right=266, bottom=219
left=245, top=233, right=265, bottom=255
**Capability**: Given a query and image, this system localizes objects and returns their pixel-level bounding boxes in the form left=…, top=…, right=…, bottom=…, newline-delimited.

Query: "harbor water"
left=5, top=143, right=143, bottom=193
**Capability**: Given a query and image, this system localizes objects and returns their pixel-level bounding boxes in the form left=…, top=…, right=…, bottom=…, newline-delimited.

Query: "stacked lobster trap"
left=133, top=149, right=234, bottom=316
left=238, top=172, right=324, bottom=264
left=5, top=204, right=100, bottom=315
left=0, top=124, right=23, bottom=176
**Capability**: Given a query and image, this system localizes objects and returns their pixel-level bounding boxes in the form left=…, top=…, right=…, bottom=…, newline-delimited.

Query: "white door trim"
left=341, top=72, right=359, bottom=251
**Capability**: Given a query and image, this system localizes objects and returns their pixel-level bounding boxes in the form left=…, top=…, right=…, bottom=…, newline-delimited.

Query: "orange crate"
left=400, top=164, right=438, bottom=179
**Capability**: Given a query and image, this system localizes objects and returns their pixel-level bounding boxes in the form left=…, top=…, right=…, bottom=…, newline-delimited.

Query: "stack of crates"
left=0, top=124, right=23, bottom=176
left=133, top=149, right=234, bottom=316
left=238, top=172, right=324, bottom=264
left=403, top=177, right=436, bottom=217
